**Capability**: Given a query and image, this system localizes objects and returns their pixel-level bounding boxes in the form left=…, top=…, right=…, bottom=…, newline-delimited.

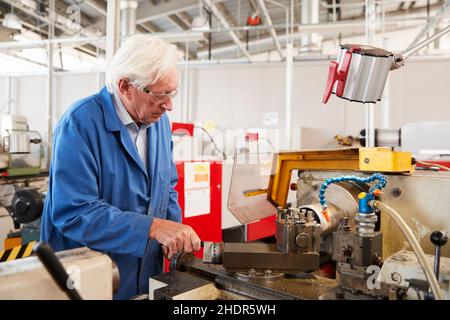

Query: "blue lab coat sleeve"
left=50, top=116, right=153, bottom=258
left=166, top=140, right=182, bottom=223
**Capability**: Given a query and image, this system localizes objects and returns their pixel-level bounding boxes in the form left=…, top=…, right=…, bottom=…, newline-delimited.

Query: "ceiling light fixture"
left=2, top=3, right=22, bottom=31
left=191, top=0, right=210, bottom=31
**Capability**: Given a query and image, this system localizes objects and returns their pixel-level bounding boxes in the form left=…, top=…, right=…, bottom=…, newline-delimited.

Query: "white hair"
left=105, top=35, right=183, bottom=92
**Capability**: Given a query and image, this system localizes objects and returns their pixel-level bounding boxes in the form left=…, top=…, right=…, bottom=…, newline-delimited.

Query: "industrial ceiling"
left=0, top=0, right=448, bottom=69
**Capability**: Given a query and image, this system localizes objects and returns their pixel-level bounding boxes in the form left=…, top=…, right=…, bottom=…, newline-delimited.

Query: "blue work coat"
left=40, top=86, right=181, bottom=300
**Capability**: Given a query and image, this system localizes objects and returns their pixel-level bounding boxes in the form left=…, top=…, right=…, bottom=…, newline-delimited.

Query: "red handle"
left=322, top=51, right=353, bottom=104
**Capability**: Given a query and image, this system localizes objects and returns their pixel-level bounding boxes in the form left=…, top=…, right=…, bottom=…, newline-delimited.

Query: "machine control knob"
left=9, top=188, right=45, bottom=224
left=430, top=231, right=448, bottom=247
left=14, top=199, right=31, bottom=216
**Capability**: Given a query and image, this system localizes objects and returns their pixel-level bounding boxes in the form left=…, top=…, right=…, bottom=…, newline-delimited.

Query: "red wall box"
left=164, top=161, right=222, bottom=272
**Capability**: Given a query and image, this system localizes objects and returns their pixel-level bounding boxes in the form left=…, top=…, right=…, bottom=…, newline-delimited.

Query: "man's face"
left=119, top=67, right=179, bottom=126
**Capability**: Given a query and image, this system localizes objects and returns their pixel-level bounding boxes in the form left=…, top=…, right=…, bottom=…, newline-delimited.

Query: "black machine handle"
left=32, top=242, right=83, bottom=300
left=430, top=231, right=448, bottom=281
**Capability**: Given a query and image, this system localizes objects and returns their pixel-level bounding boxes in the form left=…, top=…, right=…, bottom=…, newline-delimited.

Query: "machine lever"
left=33, top=242, right=83, bottom=300
left=430, top=231, right=448, bottom=281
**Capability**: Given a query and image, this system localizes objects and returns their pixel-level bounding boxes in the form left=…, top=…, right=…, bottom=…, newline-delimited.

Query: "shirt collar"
left=111, top=86, right=136, bottom=127
left=111, top=87, right=152, bottom=131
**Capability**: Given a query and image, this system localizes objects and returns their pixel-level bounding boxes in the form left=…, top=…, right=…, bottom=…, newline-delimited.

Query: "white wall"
left=1, top=57, right=450, bottom=250
left=11, top=73, right=100, bottom=137
left=187, top=57, right=450, bottom=150
left=1, top=57, right=449, bottom=151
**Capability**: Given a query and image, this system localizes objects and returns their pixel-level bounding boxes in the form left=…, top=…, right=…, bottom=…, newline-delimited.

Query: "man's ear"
left=117, top=79, right=132, bottom=97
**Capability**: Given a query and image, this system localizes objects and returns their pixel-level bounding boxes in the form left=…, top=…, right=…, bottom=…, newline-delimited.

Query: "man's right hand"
left=149, top=218, right=201, bottom=259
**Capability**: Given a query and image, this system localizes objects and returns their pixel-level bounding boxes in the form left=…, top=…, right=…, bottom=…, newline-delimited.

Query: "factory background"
left=0, top=0, right=449, bottom=301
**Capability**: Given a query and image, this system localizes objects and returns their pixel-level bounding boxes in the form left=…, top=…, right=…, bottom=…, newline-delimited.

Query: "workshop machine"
left=0, top=242, right=119, bottom=300
left=0, top=114, right=43, bottom=177
left=0, top=115, right=47, bottom=250
left=0, top=169, right=47, bottom=251
left=149, top=148, right=450, bottom=300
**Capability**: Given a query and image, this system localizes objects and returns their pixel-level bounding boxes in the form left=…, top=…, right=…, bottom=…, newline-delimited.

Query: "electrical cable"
left=195, top=126, right=227, bottom=159
left=372, top=200, right=444, bottom=300
left=416, top=160, right=450, bottom=171
left=258, top=137, right=277, bottom=153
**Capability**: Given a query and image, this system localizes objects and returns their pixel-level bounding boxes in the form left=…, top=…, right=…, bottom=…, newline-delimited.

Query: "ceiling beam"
left=216, top=2, right=243, bottom=37
left=139, top=21, right=163, bottom=33
left=204, top=0, right=252, bottom=61
left=196, top=13, right=436, bottom=59
left=136, top=0, right=210, bottom=24
left=177, top=11, right=194, bottom=27
left=257, top=0, right=283, bottom=59
left=168, top=14, right=190, bottom=30
left=84, top=0, right=107, bottom=16
left=177, top=42, right=197, bottom=61
left=1, top=0, right=104, bottom=50
left=247, top=0, right=258, bottom=13
left=407, top=0, right=450, bottom=50
left=167, top=13, right=208, bottom=49
left=177, top=11, right=210, bottom=47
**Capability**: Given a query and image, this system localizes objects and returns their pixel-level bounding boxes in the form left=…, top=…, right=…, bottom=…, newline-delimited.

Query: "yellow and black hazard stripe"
left=0, top=241, right=36, bottom=263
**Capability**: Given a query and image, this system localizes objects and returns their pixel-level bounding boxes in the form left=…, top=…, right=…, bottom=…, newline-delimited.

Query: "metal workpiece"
left=202, top=241, right=224, bottom=264
left=299, top=203, right=345, bottom=236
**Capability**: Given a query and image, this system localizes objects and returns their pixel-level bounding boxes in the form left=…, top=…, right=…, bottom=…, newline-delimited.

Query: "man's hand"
left=149, top=218, right=201, bottom=259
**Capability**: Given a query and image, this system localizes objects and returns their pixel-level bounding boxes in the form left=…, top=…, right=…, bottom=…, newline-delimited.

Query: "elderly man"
left=40, top=35, right=201, bottom=299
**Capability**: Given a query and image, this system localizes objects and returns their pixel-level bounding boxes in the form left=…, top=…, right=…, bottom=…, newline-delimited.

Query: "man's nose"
left=161, top=98, right=173, bottom=111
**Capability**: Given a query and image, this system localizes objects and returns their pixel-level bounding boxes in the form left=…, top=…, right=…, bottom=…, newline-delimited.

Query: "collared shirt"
left=111, top=87, right=151, bottom=171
